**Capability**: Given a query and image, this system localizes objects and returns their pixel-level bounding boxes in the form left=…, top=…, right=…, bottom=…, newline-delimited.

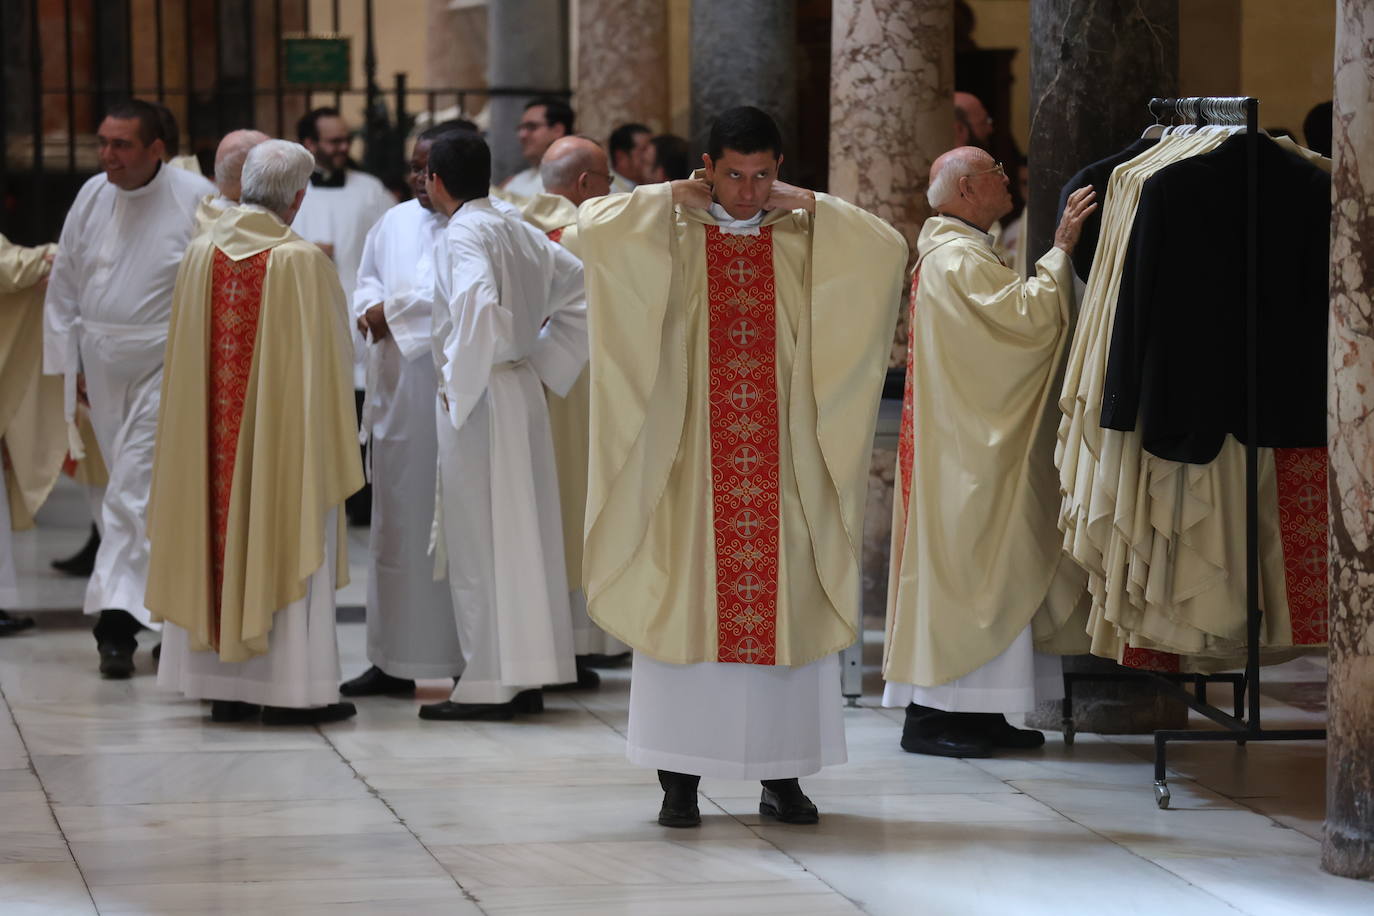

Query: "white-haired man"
left=148, top=139, right=363, bottom=725
left=883, top=145, right=1096, bottom=757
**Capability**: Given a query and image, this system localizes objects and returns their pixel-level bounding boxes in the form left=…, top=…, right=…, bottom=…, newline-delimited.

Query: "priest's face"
left=704, top=148, right=781, bottom=220
left=411, top=139, right=435, bottom=210
left=98, top=116, right=162, bottom=191
left=308, top=115, right=352, bottom=173
left=517, top=105, right=566, bottom=165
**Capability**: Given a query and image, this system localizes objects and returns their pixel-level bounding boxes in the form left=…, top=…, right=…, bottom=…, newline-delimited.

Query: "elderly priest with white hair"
left=882, top=145, right=1097, bottom=758
left=148, top=139, right=364, bottom=725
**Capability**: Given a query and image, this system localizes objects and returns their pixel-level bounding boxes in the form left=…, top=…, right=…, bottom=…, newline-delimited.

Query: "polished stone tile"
left=1158, top=854, right=1374, bottom=916
left=433, top=837, right=818, bottom=888
left=711, top=789, right=1062, bottom=828
left=32, top=750, right=368, bottom=806
left=322, top=705, right=628, bottom=761
left=17, top=708, right=330, bottom=756
left=91, top=878, right=481, bottom=916
left=0, top=766, right=42, bottom=793
left=53, top=798, right=405, bottom=843
left=469, top=881, right=863, bottom=916
left=383, top=783, right=753, bottom=846
left=0, top=790, right=71, bottom=864
left=352, top=753, right=657, bottom=790
left=0, top=861, right=97, bottom=914
left=72, top=832, right=449, bottom=887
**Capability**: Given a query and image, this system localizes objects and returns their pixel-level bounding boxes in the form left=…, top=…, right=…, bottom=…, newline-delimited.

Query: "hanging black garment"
left=1056, top=137, right=1159, bottom=283
left=1099, top=134, right=1330, bottom=464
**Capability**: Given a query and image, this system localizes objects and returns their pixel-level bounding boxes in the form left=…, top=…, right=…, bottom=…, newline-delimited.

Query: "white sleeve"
left=383, top=286, right=437, bottom=362
left=529, top=242, right=587, bottom=397
left=352, top=218, right=386, bottom=323
left=43, top=212, right=84, bottom=377
left=437, top=226, right=512, bottom=430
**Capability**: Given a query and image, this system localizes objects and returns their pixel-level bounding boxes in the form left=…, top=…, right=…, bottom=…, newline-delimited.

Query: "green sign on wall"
left=283, top=35, right=351, bottom=89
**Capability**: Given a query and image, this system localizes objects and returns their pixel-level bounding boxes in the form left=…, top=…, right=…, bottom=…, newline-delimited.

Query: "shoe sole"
left=418, top=706, right=515, bottom=722
left=759, top=802, right=819, bottom=825
left=899, top=738, right=993, bottom=759
left=658, top=814, right=702, bottom=828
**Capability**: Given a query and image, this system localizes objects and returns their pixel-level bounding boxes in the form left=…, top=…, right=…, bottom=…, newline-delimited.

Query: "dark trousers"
left=93, top=609, right=143, bottom=649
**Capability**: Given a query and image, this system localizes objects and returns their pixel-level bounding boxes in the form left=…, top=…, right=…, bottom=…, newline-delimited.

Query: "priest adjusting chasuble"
left=884, top=216, right=1076, bottom=687
left=0, top=237, right=65, bottom=530
left=145, top=205, right=363, bottom=662
left=577, top=183, right=907, bottom=666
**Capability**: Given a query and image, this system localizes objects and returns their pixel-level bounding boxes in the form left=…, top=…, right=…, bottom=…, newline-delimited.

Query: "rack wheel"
left=1062, top=721, right=1076, bottom=747
left=1154, top=781, right=1171, bottom=809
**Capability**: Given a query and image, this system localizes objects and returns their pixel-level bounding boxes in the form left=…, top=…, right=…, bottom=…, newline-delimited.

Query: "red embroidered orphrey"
left=546, top=227, right=565, bottom=244
left=207, top=248, right=270, bottom=649
left=897, top=268, right=920, bottom=518
left=706, top=226, right=781, bottom=665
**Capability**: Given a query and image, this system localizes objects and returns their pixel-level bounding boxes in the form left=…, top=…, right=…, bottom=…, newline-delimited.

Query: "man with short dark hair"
left=607, top=122, right=652, bottom=192
left=338, top=122, right=471, bottom=698
left=417, top=131, right=587, bottom=721
left=648, top=133, right=689, bottom=182
left=44, top=98, right=215, bottom=676
left=503, top=97, right=575, bottom=199
left=578, top=106, right=908, bottom=827
left=953, top=91, right=994, bottom=151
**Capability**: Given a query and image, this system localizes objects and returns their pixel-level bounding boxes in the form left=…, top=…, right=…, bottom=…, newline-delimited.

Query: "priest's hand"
left=76, top=373, right=89, bottom=408
left=359, top=303, right=390, bottom=342
left=670, top=178, right=713, bottom=210
left=1054, top=185, right=1098, bottom=254
left=764, top=181, right=816, bottom=214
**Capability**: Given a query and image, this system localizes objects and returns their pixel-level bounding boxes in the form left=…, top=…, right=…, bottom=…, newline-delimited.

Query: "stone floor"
left=2, top=506, right=1370, bottom=914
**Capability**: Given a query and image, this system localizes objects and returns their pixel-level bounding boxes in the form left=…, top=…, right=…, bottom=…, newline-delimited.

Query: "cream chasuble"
left=518, top=192, right=627, bottom=657
left=577, top=183, right=907, bottom=667
left=0, top=237, right=65, bottom=532
left=146, top=205, right=362, bottom=662
left=883, top=216, right=1078, bottom=688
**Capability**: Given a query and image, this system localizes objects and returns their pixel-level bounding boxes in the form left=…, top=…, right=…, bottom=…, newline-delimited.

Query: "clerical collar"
left=940, top=213, right=994, bottom=239
left=310, top=168, right=346, bottom=189
left=707, top=202, right=765, bottom=236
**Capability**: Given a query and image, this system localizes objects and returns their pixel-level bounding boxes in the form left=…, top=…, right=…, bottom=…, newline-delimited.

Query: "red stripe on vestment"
left=208, top=248, right=269, bottom=650
left=547, top=227, right=565, bottom=244
left=898, top=268, right=920, bottom=516
left=1274, top=447, right=1328, bottom=645
left=706, top=226, right=780, bottom=665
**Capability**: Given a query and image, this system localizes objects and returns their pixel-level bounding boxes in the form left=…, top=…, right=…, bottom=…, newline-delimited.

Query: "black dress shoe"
left=51, top=524, right=99, bottom=577
left=900, top=709, right=993, bottom=758
left=0, top=610, right=36, bottom=637
left=210, top=700, right=262, bottom=722
left=657, top=770, right=701, bottom=828
left=97, top=644, right=135, bottom=679
left=340, top=665, right=416, bottom=697
left=546, top=661, right=601, bottom=691
left=974, top=713, right=1046, bottom=750
left=581, top=651, right=632, bottom=669
left=759, top=779, right=820, bottom=824
left=152, top=642, right=161, bottom=662
left=419, top=689, right=543, bottom=721
left=261, top=702, right=357, bottom=725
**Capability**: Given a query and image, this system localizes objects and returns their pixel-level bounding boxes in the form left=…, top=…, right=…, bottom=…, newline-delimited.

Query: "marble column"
left=1026, top=0, right=1178, bottom=263
left=427, top=0, right=487, bottom=115
left=1324, top=0, right=1374, bottom=882
left=487, top=0, right=571, bottom=184
left=829, top=0, right=953, bottom=619
left=575, top=0, right=669, bottom=144
left=690, top=0, right=796, bottom=159
left=1024, top=0, right=1182, bottom=734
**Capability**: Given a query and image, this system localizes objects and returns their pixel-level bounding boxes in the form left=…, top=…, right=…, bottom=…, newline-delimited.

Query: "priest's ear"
left=284, top=187, right=307, bottom=226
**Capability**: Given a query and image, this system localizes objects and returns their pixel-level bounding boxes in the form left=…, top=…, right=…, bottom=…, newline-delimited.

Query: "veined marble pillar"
left=689, top=0, right=796, bottom=159
left=1026, top=0, right=1178, bottom=263
left=829, top=0, right=953, bottom=619
left=1025, top=0, right=1181, bottom=735
left=1324, top=0, right=1374, bottom=882
left=575, top=0, right=669, bottom=143
left=487, top=0, right=570, bottom=184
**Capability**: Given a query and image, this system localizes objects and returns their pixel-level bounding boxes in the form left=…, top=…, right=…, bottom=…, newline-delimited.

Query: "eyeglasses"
left=968, top=161, right=1006, bottom=178
left=516, top=121, right=546, bottom=133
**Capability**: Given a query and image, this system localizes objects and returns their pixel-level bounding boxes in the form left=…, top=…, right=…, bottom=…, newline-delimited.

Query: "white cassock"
left=353, top=199, right=463, bottom=678
left=881, top=629, right=1063, bottom=714
left=291, top=170, right=395, bottom=385
left=502, top=167, right=544, bottom=200
left=43, top=164, right=214, bottom=626
left=431, top=197, right=586, bottom=704
left=159, top=510, right=342, bottom=707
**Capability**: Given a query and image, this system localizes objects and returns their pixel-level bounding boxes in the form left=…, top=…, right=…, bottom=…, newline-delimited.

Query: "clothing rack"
left=1059, top=97, right=1327, bottom=809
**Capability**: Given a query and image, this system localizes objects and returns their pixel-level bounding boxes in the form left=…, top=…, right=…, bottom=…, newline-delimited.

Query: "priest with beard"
left=882, top=146, right=1096, bottom=757
left=577, top=107, right=908, bottom=827
left=148, top=140, right=363, bottom=725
